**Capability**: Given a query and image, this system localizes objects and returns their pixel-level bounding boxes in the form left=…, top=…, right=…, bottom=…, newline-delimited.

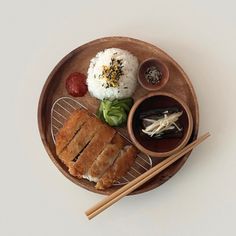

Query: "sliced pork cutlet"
left=110, top=133, right=126, bottom=149
left=69, top=124, right=116, bottom=178
left=87, top=134, right=125, bottom=182
left=55, top=109, right=89, bottom=155
left=95, top=145, right=138, bottom=190
left=58, top=115, right=103, bottom=166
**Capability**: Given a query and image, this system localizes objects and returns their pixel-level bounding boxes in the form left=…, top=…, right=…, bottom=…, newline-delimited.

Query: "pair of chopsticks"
left=85, top=132, right=210, bottom=220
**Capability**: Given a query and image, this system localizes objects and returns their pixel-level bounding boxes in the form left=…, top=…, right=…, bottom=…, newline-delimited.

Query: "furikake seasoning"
left=100, top=57, right=124, bottom=88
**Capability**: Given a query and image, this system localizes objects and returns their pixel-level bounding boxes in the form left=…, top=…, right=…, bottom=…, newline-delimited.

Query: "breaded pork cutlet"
left=55, top=109, right=89, bottom=155
left=69, top=124, right=116, bottom=178
left=95, top=146, right=138, bottom=190
left=55, top=108, right=138, bottom=190
left=59, top=115, right=103, bottom=165
left=87, top=134, right=125, bottom=182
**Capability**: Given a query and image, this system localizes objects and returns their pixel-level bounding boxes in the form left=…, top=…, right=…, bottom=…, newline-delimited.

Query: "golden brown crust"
left=111, top=133, right=126, bottom=149
left=69, top=124, right=116, bottom=178
left=95, top=146, right=138, bottom=190
left=87, top=133, right=126, bottom=182
left=55, top=107, right=138, bottom=190
left=55, top=109, right=89, bottom=155
left=87, top=144, right=119, bottom=182
left=59, top=116, right=102, bottom=165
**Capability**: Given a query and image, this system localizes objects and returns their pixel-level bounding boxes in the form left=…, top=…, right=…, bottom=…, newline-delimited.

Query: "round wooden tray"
left=38, top=36, right=199, bottom=195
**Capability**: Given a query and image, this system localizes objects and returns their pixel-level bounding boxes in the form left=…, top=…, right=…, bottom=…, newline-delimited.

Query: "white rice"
left=87, top=48, right=138, bottom=100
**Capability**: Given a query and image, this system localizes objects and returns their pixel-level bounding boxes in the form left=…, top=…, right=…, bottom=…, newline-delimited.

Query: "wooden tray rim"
left=37, top=36, right=199, bottom=195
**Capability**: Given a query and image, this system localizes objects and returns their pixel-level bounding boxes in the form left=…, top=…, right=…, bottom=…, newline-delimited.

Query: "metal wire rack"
left=51, top=97, right=152, bottom=186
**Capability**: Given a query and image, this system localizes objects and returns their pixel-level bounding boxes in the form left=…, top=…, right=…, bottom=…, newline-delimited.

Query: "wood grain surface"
left=38, top=36, right=199, bottom=195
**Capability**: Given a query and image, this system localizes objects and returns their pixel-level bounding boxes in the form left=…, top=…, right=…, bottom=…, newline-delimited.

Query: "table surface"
left=1, top=1, right=236, bottom=235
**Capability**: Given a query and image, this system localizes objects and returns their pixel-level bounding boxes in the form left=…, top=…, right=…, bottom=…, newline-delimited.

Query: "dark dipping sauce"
left=132, top=95, right=189, bottom=153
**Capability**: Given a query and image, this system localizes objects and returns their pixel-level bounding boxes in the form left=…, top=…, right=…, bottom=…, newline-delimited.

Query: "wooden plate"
left=38, top=36, right=199, bottom=195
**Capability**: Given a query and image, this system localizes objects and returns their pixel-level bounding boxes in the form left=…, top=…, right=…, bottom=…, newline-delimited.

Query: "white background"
left=1, top=1, right=235, bottom=235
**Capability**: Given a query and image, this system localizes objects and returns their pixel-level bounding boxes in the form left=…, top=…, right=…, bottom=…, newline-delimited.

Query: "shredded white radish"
left=142, top=112, right=183, bottom=137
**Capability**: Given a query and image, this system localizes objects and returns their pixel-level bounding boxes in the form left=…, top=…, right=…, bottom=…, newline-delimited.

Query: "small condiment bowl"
left=138, top=58, right=169, bottom=91
left=127, top=92, right=193, bottom=158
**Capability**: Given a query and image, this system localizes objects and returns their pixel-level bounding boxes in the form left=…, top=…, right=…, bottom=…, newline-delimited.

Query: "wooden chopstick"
left=85, top=132, right=210, bottom=220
